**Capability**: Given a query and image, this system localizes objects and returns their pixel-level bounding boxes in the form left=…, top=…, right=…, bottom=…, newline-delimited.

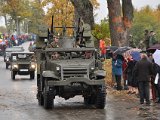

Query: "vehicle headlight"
left=90, top=67, right=95, bottom=71
left=56, top=66, right=60, bottom=71
left=31, top=64, right=36, bottom=69
left=13, top=64, right=18, bottom=69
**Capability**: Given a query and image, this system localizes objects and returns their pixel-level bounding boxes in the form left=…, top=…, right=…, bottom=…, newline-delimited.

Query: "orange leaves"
left=42, top=0, right=75, bottom=35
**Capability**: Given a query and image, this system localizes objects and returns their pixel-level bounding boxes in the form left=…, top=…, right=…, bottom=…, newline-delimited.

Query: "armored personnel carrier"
left=35, top=17, right=106, bottom=109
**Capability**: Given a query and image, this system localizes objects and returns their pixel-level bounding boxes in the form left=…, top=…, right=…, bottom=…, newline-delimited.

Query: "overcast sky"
left=0, top=0, right=160, bottom=26
left=95, top=0, right=160, bottom=23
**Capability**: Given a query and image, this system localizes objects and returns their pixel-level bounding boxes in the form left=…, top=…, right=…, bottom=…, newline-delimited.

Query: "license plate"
left=20, top=69, right=28, bottom=71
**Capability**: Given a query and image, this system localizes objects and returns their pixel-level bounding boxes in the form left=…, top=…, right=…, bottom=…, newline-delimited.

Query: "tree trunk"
left=107, top=0, right=133, bottom=47
left=122, top=0, right=133, bottom=46
left=70, top=0, right=94, bottom=29
left=3, top=15, right=9, bottom=33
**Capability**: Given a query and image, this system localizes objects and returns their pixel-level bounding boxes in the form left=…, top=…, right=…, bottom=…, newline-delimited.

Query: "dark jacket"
left=134, top=58, right=153, bottom=82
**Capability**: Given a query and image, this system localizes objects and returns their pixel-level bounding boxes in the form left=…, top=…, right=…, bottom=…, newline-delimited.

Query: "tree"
left=1, top=0, right=33, bottom=34
left=92, top=19, right=110, bottom=45
left=42, top=0, right=99, bottom=29
left=70, top=0, right=94, bottom=28
left=0, top=26, right=7, bottom=33
left=131, top=5, right=160, bottom=47
left=107, top=0, right=133, bottom=46
left=27, top=0, right=46, bottom=34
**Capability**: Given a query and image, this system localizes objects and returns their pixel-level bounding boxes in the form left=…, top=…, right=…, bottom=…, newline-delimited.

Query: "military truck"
left=4, top=46, right=25, bottom=69
left=10, top=52, right=36, bottom=80
left=35, top=17, right=106, bottom=109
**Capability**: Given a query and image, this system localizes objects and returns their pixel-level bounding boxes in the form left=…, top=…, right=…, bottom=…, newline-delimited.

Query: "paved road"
left=0, top=42, right=159, bottom=120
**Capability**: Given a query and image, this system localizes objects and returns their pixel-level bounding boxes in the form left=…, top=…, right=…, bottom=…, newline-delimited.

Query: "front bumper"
left=47, top=77, right=105, bottom=86
left=12, top=69, right=35, bottom=75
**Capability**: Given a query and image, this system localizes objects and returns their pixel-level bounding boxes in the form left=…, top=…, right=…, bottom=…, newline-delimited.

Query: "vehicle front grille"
left=18, top=64, right=30, bottom=69
left=62, top=67, right=88, bottom=80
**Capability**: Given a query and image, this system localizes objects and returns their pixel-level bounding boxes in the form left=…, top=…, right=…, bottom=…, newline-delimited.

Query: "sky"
left=95, top=0, right=160, bottom=23
left=0, top=0, right=160, bottom=26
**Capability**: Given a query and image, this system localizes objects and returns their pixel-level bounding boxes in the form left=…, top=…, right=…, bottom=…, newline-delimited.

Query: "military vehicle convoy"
left=10, top=52, right=36, bottom=80
left=35, top=17, right=106, bottom=109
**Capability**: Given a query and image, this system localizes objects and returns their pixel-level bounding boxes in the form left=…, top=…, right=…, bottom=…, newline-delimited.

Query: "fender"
left=94, top=70, right=106, bottom=79
left=42, top=71, right=58, bottom=79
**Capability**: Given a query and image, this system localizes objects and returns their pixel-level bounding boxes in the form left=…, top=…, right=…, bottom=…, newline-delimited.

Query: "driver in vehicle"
left=51, top=52, right=59, bottom=60
left=84, top=51, right=92, bottom=59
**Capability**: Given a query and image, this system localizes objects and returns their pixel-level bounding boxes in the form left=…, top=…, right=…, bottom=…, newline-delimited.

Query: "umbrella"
left=153, top=49, right=160, bottom=66
left=107, top=46, right=118, bottom=52
left=114, top=46, right=131, bottom=55
left=130, top=51, right=141, bottom=61
left=123, top=48, right=142, bottom=58
left=147, top=44, right=160, bottom=53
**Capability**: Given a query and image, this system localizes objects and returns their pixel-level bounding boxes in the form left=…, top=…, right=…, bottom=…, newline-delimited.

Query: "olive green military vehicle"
left=4, top=46, right=25, bottom=69
left=10, top=52, right=36, bottom=80
left=35, top=17, right=106, bottom=109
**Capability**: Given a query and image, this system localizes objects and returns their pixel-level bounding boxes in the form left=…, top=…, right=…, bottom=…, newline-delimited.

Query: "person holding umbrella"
left=112, top=53, right=123, bottom=90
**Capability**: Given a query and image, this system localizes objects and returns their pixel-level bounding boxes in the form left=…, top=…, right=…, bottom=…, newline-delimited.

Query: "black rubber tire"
left=37, top=79, right=44, bottom=106
left=43, top=91, right=54, bottom=109
left=84, top=95, right=96, bottom=105
left=6, top=63, right=9, bottom=69
left=95, top=86, right=106, bottom=109
left=30, top=71, right=35, bottom=79
left=38, top=92, right=44, bottom=106
left=11, top=71, right=15, bottom=80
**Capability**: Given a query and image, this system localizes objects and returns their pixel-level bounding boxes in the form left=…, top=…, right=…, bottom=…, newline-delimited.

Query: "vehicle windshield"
left=12, top=53, right=34, bottom=61
left=47, top=51, right=94, bottom=60
left=6, top=47, right=24, bottom=52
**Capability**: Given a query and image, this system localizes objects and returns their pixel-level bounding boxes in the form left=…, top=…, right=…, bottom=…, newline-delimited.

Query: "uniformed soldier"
left=47, top=36, right=59, bottom=48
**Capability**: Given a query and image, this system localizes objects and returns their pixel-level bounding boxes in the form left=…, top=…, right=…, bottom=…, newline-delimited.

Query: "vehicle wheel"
left=6, top=63, right=9, bottom=69
left=11, top=71, right=15, bottom=80
left=38, top=92, right=44, bottom=106
left=4, top=56, right=6, bottom=62
left=84, top=95, right=96, bottom=105
left=95, top=86, right=106, bottom=109
left=30, top=71, right=35, bottom=79
left=37, top=80, right=44, bottom=106
left=43, top=91, right=54, bottom=109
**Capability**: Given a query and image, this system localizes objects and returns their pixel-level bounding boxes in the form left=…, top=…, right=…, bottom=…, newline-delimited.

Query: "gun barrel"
left=51, top=16, right=54, bottom=34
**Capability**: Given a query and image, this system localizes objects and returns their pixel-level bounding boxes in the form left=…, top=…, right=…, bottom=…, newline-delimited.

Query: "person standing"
left=149, top=31, right=157, bottom=47
left=112, top=54, right=123, bottom=90
left=11, top=35, right=15, bottom=46
left=134, top=53, right=153, bottom=105
left=144, top=30, right=150, bottom=49
left=152, top=62, right=160, bottom=103
left=99, top=38, right=106, bottom=59
left=122, top=56, right=129, bottom=90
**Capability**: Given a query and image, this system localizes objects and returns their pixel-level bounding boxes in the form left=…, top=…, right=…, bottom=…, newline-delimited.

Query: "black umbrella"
left=107, top=46, right=118, bottom=52
left=147, top=44, right=160, bottom=53
left=113, top=46, right=132, bottom=55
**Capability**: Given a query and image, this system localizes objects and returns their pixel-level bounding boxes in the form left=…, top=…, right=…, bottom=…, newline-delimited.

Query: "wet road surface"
left=0, top=42, right=160, bottom=120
